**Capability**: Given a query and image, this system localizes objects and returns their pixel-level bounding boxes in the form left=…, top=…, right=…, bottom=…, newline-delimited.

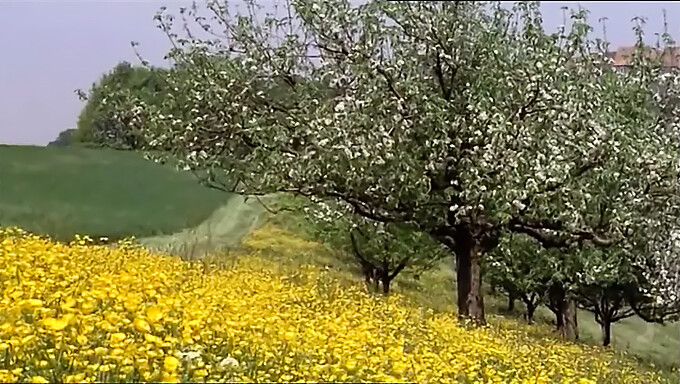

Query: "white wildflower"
left=220, top=356, right=240, bottom=368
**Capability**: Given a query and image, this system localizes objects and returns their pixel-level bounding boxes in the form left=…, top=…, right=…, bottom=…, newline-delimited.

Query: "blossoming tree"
left=99, top=0, right=680, bottom=324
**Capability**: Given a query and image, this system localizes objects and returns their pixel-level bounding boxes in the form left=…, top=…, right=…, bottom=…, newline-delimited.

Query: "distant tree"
left=573, top=248, right=638, bottom=347
left=485, top=234, right=551, bottom=324
left=303, top=199, right=448, bottom=294
left=75, top=61, right=169, bottom=149
left=488, top=230, right=680, bottom=345
left=485, top=233, right=581, bottom=339
left=47, top=128, right=77, bottom=147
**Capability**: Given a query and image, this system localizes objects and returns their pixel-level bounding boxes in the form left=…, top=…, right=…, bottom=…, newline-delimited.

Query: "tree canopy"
left=75, top=61, right=169, bottom=149
left=96, top=0, right=680, bottom=324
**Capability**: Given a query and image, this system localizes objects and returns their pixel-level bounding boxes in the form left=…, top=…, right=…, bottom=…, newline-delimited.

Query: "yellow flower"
left=133, top=317, right=151, bottom=334
left=144, top=333, right=162, bottom=344
left=110, top=332, right=126, bottom=344
left=161, top=373, right=179, bottom=383
left=76, top=334, right=88, bottom=345
left=42, top=314, right=73, bottom=331
left=192, top=369, right=208, bottom=378
left=146, top=305, right=164, bottom=323
left=26, top=299, right=43, bottom=308
left=64, top=373, right=87, bottom=383
left=60, top=298, right=77, bottom=310
left=163, top=356, right=180, bottom=372
left=30, top=376, right=49, bottom=384
left=81, top=299, right=99, bottom=314
left=20, top=335, right=36, bottom=346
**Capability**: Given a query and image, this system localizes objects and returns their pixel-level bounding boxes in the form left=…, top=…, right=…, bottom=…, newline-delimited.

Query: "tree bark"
left=549, top=284, right=578, bottom=341
left=508, top=293, right=516, bottom=312
left=525, top=301, right=537, bottom=324
left=382, top=276, right=391, bottom=294
left=556, top=300, right=579, bottom=341
left=454, top=226, right=485, bottom=324
left=602, top=319, right=612, bottom=347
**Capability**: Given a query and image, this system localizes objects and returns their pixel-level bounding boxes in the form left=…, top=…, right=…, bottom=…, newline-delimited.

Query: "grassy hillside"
left=135, top=192, right=680, bottom=374
left=0, top=226, right=675, bottom=383
left=0, top=145, right=229, bottom=241
left=1, top=144, right=677, bottom=377
left=255, top=221, right=680, bottom=374
left=139, top=194, right=276, bottom=258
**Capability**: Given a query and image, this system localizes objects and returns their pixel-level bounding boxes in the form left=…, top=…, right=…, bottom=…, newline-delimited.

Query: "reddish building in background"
left=608, top=46, right=680, bottom=70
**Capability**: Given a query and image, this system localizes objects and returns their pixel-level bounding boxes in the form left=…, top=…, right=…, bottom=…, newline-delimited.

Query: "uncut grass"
left=0, top=145, right=227, bottom=241
left=0, top=226, right=672, bottom=383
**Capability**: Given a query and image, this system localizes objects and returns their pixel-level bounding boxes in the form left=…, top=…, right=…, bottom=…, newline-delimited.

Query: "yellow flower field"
left=0, top=226, right=670, bottom=383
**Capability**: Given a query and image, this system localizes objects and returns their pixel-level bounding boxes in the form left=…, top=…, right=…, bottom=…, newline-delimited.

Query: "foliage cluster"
left=75, top=62, right=169, bottom=149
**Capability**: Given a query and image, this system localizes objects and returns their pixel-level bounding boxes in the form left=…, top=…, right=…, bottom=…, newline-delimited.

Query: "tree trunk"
left=549, top=284, right=578, bottom=341
left=382, top=276, right=391, bottom=294
left=556, top=300, right=579, bottom=341
left=602, top=320, right=612, bottom=347
left=555, top=307, right=564, bottom=328
left=508, top=293, right=516, bottom=312
left=363, top=266, right=373, bottom=287
left=454, top=227, right=485, bottom=325
left=525, top=301, right=537, bottom=324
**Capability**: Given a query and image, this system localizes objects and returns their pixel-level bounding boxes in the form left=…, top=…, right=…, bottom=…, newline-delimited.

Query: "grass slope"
left=1, top=226, right=672, bottom=383
left=2, top=145, right=676, bottom=374
left=139, top=195, right=276, bottom=258
left=0, top=145, right=228, bottom=241
left=143, top=195, right=680, bottom=374
left=244, top=225, right=679, bottom=382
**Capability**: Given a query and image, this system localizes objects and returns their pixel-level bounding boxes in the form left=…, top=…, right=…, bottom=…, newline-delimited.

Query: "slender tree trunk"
left=454, top=227, right=485, bottom=324
left=525, top=301, right=537, bottom=324
left=382, top=276, right=391, bottom=294
left=508, top=292, right=516, bottom=312
left=602, top=320, right=612, bottom=347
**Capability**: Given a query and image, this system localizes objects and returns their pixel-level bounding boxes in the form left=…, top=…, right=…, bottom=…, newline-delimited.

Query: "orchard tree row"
left=79, top=0, right=680, bottom=344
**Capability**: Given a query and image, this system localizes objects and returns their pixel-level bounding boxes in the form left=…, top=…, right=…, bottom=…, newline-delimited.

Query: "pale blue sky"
left=1, top=1, right=678, bottom=145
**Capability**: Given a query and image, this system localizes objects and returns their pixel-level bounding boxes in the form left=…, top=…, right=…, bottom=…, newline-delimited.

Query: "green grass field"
left=0, top=145, right=229, bottom=241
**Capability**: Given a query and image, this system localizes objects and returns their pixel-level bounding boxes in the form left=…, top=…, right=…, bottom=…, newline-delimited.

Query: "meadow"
left=1, top=145, right=678, bottom=382
left=0, top=145, right=228, bottom=241
left=0, top=226, right=674, bottom=383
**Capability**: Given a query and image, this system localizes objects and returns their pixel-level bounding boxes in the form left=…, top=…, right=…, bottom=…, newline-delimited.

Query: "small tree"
left=47, top=128, right=77, bottom=147
left=485, top=233, right=550, bottom=323
left=303, top=199, right=448, bottom=294
left=98, top=1, right=680, bottom=324
left=486, top=234, right=581, bottom=339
